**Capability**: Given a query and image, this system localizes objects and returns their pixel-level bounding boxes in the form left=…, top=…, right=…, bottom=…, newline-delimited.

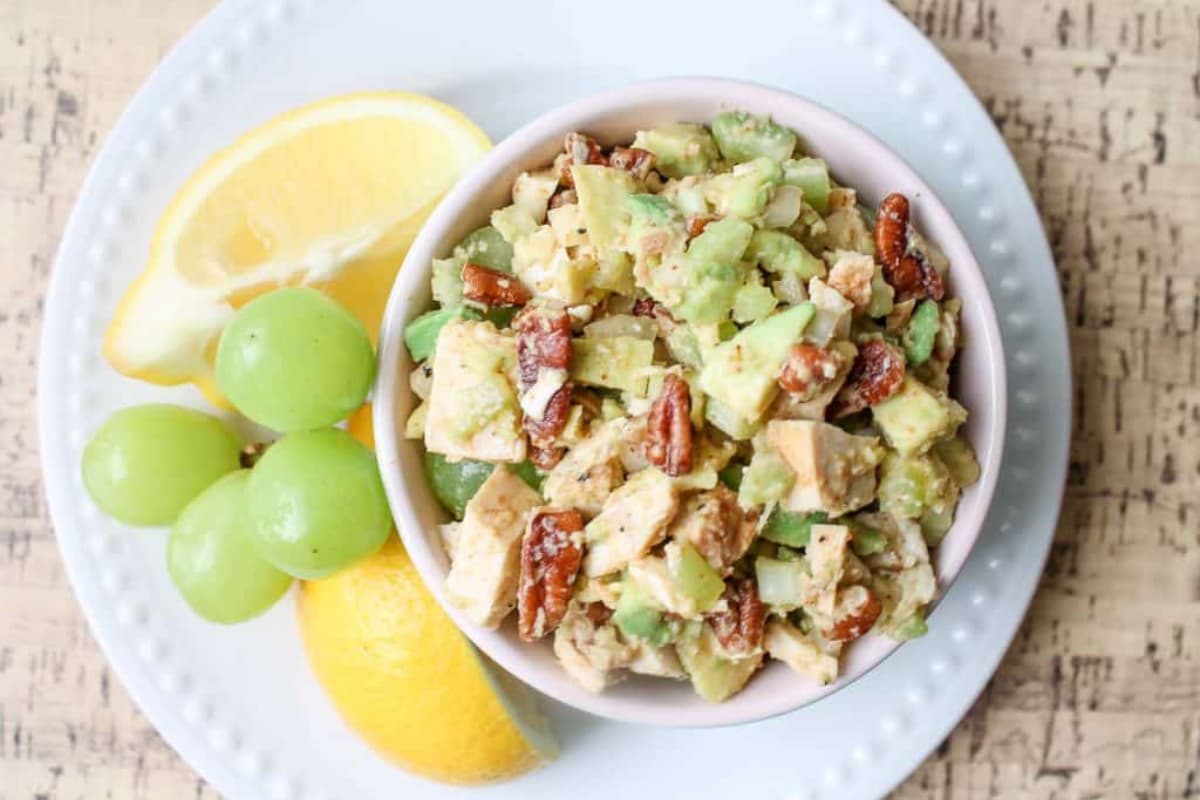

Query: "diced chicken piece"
left=425, top=321, right=526, bottom=463
left=825, top=250, right=875, bottom=311
left=444, top=466, right=542, bottom=627
left=769, top=340, right=857, bottom=421
left=668, top=485, right=757, bottom=572
left=872, top=561, right=937, bottom=636
left=410, top=362, right=433, bottom=400
left=766, top=420, right=884, bottom=517
left=584, top=468, right=679, bottom=577
left=764, top=620, right=842, bottom=685
left=552, top=603, right=637, bottom=693
left=543, top=418, right=625, bottom=517
left=628, top=644, right=687, bottom=680
left=512, top=225, right=597, bottom=305
left=548, top=202, right=590, bottom=248
left=885, top=298, right=917, bottom=333
left=404, top=401, right=428, bottom=439
left=438, top=522, right=461, bottom=562
left=805, top=278, right=854, bottom=344
left=828, top=186, right=857, bottom=210
left=858, top=513, right=931, bottom=572
left=805, top=523, right=851, bottom=617
left=512, top=169, right=559, bottom=224
left=616, top=415, right=652, bottom=474
left=667, top=434, right=734, bottom=493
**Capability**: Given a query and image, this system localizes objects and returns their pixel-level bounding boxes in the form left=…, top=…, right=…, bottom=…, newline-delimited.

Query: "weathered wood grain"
left=0, top=1, right=1195, bottom=798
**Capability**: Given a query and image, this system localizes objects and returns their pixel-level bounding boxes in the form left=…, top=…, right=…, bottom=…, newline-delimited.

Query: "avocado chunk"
left=632, top=123, right=719, bottom=178
left=614, top=578, right=674, bottom=647
left=627, top=193, right=680, bottom=225
left=781, top=157, right=832, bottom=215
left=704, top=396, right=762, bottom=441
left=705, top=157, right=783, bottom=219
left=698, top=303, right=815, bottom=428
left=403, top=306, right=481, bottom=362
left=871, top=375, right=967, bottom=456
left=571, top=336, right=655, bottom=394
left=677, top=623, right=764, bottom=702
left=746, top=229, right=825, bottom=280
left=732, top=278, right=778, bottom=324
left=710, top=111, right=797, bottom=163
left=738, top=446, right=795, bottom=507
left=572, top=164, right=639, bottom=257
left=456, top=225, right=514, bottom=271
left=877, top=451, right=955, bottom=520
left=669, top=217, right=755, bottom=324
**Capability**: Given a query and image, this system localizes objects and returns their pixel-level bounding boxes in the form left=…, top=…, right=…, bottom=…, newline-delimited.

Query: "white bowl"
left=374, top=78, right=1007, bottom=727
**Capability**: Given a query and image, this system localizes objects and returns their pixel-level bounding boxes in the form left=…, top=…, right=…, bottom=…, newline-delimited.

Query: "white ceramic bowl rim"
left=375, top=77, right=1007, bottom=727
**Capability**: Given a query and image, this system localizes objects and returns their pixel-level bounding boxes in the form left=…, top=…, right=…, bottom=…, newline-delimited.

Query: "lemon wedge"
left=104, top=92, right=490, bottom=403
left=297, top=538, right=557, bottom=784
left=296, top=406, right=556, bottom=784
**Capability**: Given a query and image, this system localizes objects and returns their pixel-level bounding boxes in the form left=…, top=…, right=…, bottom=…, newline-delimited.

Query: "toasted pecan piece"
left=515, top=307, right=574, bottom=457
left=829, top=338, right=906, bottom=418
left=608, top=146, right=656, bottom=181
left=461, top=262, right=531, bottom=307
left=778, top=343, right=847, bottom=401
left=644, top=373, right=693, bottom=477
left=708, top=578, right=766, bottom=656
left=874, top=193, right=945, bottom=302
left=518, top=510, right=585, bottom=641
left=820, top=585, right=882, bottom=642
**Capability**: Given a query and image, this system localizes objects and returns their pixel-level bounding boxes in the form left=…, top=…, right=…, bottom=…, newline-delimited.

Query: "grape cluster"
left=82, top=288, right=391, bottom=623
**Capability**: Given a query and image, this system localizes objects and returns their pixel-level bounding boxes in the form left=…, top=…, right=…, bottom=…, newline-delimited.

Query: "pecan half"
left=873, top=193, right=945, bottom=302
left=778, top=343, right=847, bottom=400
left=461, top=262, right=531, bottom=307
left=515, top=307, right=573, bottom=455
left=644, top=373, right=693, bottom=476
left=560, top=132, right=608, bottom=187
left=708, top=578, right=766, bottom=656
left=631, top=297, right=664, bottom=318
left=685, top=213, right=716, bottom=239
left=608, top=146, right=656, bottom=181
left=584, top=601, right=613, bottom=626
left=518, top=510, right=585, bottom=641
left=830, top=338, right=905, bottom=418
left=820, top=585, right=882, bottom=642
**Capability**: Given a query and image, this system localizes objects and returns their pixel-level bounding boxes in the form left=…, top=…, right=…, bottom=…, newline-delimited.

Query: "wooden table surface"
left=2, top=1, right=1197, bottom=797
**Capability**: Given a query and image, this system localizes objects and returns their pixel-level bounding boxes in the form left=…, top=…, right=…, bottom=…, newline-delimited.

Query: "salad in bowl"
left=392, top=94, right=991, bottom=708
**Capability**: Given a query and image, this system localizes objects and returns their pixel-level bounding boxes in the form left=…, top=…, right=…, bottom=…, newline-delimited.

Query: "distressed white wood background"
left=0, top=1, right=1196, bottom=797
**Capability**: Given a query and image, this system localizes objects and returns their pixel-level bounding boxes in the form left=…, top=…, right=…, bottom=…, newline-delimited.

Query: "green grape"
left=247, top=428, right=391, bottom=578
left=82, top=404, right=242, bottom=526
left=422, top=452, right=543, bottom=520
left=216, top=287, right=375, bottom=432
left=167, top=470, right=292, bottom=623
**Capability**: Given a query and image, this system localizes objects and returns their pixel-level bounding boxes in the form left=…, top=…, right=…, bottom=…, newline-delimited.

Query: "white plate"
left=38, top=0, right=1069, bottom=798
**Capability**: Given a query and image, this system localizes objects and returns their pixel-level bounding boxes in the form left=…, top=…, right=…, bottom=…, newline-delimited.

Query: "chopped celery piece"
left=848, top=519, right=888, bottom=555
left=717, top=463, right=744, bottom=491
left=614, top=578, right=674, bottom=647
left=905, top=300, right=940, bottom=365
left=754, top=556, right=810, bottom=608
left=760, top=509, right=827, bottom=548
left=746, top=229, right=825, bottom=279
left=667, top=541, right=725, bottom=612
left=782, top=157, right=831, bottom=214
